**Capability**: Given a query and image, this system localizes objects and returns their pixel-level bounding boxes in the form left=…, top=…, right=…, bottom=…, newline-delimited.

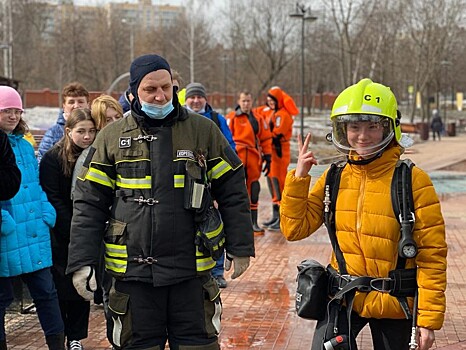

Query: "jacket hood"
left=57, top=111, right=66, bottom=125
left=267, top=87, right=299, bottom=116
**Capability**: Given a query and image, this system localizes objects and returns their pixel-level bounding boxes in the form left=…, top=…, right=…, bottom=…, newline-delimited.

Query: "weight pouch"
left=295, top=259, right=329, bottom=320
left=388, top=267, right=417, bottom=297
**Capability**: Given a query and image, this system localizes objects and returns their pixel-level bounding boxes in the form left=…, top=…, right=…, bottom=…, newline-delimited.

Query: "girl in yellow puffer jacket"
left=280, top=79, right=446, bottom=350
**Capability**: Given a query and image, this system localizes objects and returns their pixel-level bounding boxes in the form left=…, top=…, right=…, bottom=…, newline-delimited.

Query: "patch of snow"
left=24, top=107, right=60, bottom=130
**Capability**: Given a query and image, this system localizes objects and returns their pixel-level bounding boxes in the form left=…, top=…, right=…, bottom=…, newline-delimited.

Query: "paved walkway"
left=5, top=133, right=466, bottom=349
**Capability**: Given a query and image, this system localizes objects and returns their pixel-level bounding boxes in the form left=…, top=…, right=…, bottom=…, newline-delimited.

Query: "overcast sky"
left=74, top=0, right=216, bottom=7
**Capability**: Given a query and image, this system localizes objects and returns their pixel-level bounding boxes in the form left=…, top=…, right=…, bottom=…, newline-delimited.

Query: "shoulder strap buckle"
left=370, top=277, right=393, bottom=293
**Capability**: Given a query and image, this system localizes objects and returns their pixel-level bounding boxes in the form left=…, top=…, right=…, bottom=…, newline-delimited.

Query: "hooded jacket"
left=38, top=111, right=65, bottom=162
left=200, top=104, right=236, bottom=151
left=280, top=146, right=447, bottom=330
left=0, top=134, right=56, bottom=277
left=267, top=87, right=295, bottom=147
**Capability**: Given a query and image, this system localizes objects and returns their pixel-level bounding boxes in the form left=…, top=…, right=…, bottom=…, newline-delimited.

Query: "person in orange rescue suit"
left=261, top=86, right=298, bottom=231
left=280, top=78, right=447, bottom=350
left=226, top=91, right=272, bottom=235
left=66, top=54, right=255, bottom=350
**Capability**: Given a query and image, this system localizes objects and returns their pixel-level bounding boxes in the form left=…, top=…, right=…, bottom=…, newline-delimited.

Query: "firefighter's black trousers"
left=107, top=276, right=221, bottom=350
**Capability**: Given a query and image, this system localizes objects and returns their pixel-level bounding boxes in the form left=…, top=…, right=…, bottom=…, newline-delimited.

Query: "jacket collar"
left=125, top=101, right=189, bottom=133
left=347, top=146, right=401, bottom=178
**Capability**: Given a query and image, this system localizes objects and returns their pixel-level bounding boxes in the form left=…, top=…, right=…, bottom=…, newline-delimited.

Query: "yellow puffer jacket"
left=280, top=146, right=447, bottom=330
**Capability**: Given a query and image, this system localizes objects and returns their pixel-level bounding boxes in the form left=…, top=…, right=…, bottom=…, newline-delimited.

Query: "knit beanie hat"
left=129, top=54, right=171, bottom=99
left=0, top=86, right=23, bottom=111
left=185, top=82, right=207, bottom=99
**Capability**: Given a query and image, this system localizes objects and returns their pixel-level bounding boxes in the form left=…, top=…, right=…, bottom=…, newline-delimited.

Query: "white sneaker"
left=68, top=340, right=83, bottom=350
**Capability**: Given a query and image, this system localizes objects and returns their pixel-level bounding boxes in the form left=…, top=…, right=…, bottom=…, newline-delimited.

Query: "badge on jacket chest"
left=119, top=137, right=132, bottom=148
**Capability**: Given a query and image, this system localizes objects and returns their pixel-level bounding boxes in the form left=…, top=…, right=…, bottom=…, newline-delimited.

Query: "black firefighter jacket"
left=66, top=105, right=254, bottom=286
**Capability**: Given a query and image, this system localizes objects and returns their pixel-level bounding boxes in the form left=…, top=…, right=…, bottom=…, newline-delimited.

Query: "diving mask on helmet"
left=331, top=114, right=394, bottom=159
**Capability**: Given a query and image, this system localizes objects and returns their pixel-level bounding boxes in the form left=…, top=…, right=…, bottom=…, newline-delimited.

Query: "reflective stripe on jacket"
left=67, top=107, right=254, bottom=286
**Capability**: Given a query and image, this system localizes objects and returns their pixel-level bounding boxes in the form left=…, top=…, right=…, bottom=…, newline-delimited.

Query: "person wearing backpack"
left=280, top=79, right=447, bottom=350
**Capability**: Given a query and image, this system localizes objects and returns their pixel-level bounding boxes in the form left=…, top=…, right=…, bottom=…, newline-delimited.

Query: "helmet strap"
left=347, top=150, right=383, bottom=165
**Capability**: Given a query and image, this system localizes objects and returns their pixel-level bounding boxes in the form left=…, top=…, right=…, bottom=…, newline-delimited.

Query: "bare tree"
left=324, top=0, right=381, bottom=87
left=399, top=0, right=465, bottom=121
left=223, top=0, right=298, bottom=101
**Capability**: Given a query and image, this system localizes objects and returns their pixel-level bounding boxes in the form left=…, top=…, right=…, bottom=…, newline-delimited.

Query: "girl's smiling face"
left=67, top=120, right=96, bottom=149
left=346, top=121, right=385, bottom=158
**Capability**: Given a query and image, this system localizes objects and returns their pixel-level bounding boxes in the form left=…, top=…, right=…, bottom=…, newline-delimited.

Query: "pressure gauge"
left=401, top=243, right=417, bottom=259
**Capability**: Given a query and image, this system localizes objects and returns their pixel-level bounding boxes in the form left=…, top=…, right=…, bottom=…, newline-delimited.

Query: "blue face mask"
left=141, top=99, right=174, bottom=119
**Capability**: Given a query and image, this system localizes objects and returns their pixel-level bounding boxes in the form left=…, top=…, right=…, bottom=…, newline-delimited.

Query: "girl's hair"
left=91, top=94, right=123, bottom=130
left=12, top=118, right=29, bottom=135
left=57, top=108, right=95, bottom=177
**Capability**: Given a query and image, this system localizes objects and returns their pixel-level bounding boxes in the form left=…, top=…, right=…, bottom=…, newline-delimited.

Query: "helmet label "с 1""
left=364, top=94, right=381, bottom=103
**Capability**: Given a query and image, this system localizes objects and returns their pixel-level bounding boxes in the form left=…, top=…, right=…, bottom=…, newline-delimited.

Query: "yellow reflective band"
left=211, top=237, right=225, bottom=251
left=115, top=159, right=150, bottom=165
left=116, top=175, right=151, bottom=189
left=203, top=222, right=224, bottom=240
left=174, top=175, right=185, bottom=188
left=86, top=167, right=115, bottom=189
left=105, top=256, right=127, bottom=273
left=208, top=161, right=232, bottom=180
left=195, top=235, right=225, bottom=253
left=105, top=243, right=128, bottom=258
left=196, top=253, right=216, bottom=271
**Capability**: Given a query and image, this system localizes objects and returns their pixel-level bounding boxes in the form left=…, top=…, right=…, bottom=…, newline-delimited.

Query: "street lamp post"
left=1, top=0, right=13, bottom=79
left=440, top=60, right=451, bottom=126
left=221, top=54, right=229, bottom=114
left=121, top=19, right=135, bottom=62
left=290, top=3, right=317, bottom=139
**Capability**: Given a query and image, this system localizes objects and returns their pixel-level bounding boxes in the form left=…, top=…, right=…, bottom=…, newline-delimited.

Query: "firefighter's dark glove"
left=72, top=266, right=97, bottom=301
left=262, top=154, right=272, bottom=176
left=272, top=137, right=283, bottom=158
left=225, top=254, right=250, bottom=279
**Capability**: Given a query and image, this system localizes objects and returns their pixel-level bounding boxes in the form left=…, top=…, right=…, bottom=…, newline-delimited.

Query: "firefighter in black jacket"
left=67, top=54, right=255, bottom=350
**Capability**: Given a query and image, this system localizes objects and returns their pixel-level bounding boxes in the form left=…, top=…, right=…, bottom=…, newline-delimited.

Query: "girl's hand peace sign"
left=295, top=133, right=318, bottom=178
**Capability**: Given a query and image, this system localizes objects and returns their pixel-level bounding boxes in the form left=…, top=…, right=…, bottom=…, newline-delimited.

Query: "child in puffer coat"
left=0, top=86, right=65, bottom=350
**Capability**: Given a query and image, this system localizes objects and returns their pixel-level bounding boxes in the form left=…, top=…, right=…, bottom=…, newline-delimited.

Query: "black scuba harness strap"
left=323, top=158, right=417, bottom=346
left=211, top=111, right=221, bottom=129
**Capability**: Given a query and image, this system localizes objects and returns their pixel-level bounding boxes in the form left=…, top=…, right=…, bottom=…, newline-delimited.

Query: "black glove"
left=262, top=154, right=272, bottom=176
left=272, top=137, right=282, bottom=158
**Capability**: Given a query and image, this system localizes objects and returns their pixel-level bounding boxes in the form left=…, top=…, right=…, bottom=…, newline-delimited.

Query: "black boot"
left=262, top=204, right=279, bottom=228
left=268, top=217, right=281, bottom=231
left=251, top=209, right=264, bottom=234
left=0, top=339, right=7, bottom=350
left=45, top=333, right=65, bottom=350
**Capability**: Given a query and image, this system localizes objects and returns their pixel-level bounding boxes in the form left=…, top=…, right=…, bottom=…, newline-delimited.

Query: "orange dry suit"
left=226, top=106, right=272, bottom=211
left=266, top=87, right=298, bottom=205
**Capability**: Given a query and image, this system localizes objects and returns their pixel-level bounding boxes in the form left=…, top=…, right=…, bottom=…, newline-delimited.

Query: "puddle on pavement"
left=306, top=165, right=466, bottom=196
left=429, top=171, right=466, bottom=195
left=220, top=278, right=293, bottom=348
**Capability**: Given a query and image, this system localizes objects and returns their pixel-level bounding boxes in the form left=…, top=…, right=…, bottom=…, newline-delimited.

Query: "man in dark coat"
left=0, top=129, right=21, bottom=250
left=0, top=130, right=20, bottom=201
